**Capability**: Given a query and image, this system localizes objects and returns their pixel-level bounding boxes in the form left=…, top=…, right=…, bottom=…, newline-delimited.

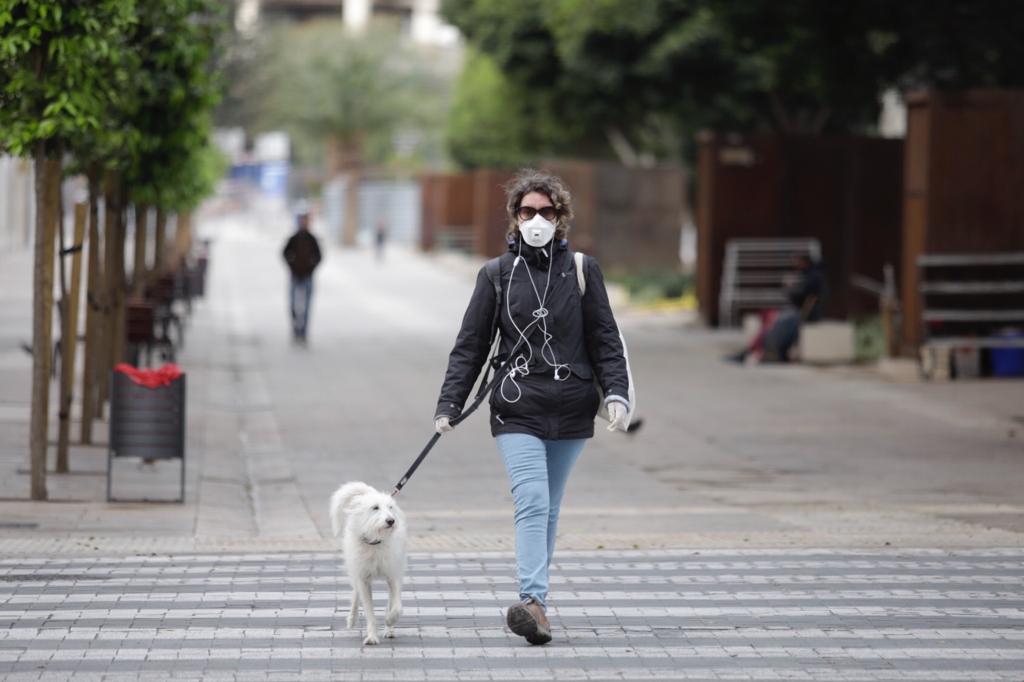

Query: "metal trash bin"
left=107, top=370, right=186, bottom=502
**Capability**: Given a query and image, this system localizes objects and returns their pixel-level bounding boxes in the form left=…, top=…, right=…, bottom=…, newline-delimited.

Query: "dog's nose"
left=386, top=518, right=395, bottom=527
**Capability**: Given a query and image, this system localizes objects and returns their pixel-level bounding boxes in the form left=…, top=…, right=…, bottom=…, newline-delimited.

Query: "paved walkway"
left=1, top=210, right=1023, bottom=553
left=1, top=548, right=1023, bottom=680
left=2, top=210, right=1024, bottom=678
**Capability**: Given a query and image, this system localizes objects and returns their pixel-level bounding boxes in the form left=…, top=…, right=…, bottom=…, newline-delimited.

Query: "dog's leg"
left=346, top=587, right=360, bottom=630
left=384, top=576, right=402, bottom=638
left=355, top=578, right=379, bottom=645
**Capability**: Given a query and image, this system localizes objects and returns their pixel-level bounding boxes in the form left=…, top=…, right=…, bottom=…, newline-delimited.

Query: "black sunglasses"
left=517, top=205, right=558, bottom=221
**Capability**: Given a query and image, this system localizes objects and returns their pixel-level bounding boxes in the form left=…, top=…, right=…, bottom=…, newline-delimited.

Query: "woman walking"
left=434, top=169, right=633, bottom=645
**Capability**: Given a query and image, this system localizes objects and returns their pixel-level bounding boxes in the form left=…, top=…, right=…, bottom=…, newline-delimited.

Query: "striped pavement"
left=0, top=549, right=1022, bottom=680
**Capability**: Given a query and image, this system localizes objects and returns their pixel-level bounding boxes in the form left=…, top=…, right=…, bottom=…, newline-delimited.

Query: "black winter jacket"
left=435, top=239, right=630, bottom=440
left=283, top=230, right=322, bottom=278
left=786, top=263, right=826, bottom=322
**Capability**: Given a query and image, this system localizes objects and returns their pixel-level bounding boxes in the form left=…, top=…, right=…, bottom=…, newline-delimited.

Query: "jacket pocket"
left=570, top=363, right=593, bottom=380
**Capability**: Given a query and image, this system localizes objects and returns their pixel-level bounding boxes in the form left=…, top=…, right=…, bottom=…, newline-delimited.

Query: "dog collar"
left=361, top=536, right=382, bottom=546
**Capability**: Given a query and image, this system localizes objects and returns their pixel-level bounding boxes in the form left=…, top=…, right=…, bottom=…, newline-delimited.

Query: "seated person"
left=727, top=254, right=825, bottom=364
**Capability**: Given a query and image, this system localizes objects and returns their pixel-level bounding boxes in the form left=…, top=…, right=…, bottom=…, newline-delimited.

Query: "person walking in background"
left=282, top=207, right=322, bottom=344
left=434, top=169, right=634, bottom=645
left=374, top=220, right=388, bottom=262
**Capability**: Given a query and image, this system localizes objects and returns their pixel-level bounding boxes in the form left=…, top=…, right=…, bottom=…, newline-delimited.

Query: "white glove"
left=606, top=401, right=628, bottom=432
left=434, top=416, right=454, bottom=434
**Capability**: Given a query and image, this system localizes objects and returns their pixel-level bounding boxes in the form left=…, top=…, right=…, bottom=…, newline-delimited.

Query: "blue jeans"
left=290, top=276, right=313, bottom=337
left=495, top=433, right=586, bottom=609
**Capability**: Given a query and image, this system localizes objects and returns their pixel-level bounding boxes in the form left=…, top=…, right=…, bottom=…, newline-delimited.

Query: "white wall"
left=0, top=156, right=34, bottom=252
left=358, top=179, right=420, bottom=245
left=321, top=176, right=421, bottom=246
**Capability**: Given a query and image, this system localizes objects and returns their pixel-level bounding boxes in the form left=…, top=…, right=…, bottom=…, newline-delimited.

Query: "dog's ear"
left=329, top=481, right=376, bottom=536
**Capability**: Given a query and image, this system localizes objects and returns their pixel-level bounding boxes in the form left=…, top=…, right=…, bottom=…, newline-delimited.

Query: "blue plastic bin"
left=991, top=329, right=1024, bottom=377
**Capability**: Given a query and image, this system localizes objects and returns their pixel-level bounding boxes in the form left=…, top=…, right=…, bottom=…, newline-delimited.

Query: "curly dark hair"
left=504, top=169, right=574, bottom=242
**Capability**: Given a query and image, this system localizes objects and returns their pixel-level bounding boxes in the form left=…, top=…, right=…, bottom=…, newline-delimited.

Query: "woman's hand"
left=606, top=402, right=628, bottom=432
left=434, top=416, right=454, bottom=434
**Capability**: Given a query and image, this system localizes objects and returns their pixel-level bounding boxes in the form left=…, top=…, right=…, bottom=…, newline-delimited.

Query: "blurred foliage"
left=446, top=49, right=567, bottom=169
left=612, top=269, right=693, bottom=303
left=246, top=20, right=453, bottom=170
left=0, top=0, right=227, bottom=212
left=0, top=0, right=137, bottom=158
left=124, top=0, right=227, bottom=211
left=442, top=0, right=1024, bottom=167
left=854, top=316, right=885, bottom=362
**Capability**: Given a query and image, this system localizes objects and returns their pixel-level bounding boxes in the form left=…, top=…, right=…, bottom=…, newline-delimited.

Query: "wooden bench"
left=916, top=252, right=1024, bottom=379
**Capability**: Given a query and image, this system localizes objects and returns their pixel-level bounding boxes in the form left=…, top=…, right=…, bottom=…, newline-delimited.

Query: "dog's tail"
left=328, top=481, right=374, bottom=537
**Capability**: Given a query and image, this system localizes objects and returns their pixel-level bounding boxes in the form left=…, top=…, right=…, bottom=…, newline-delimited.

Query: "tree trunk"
left=80, top=172, right=102, bottom=443
left=174, top=210, right=193, bottom=265
left=111, top=186, right=127, bottom=368
left=327, top=134, right=364, bottom=247
left=56, top=203, right=87, bottom=471
left=342, top=172, right=360, bottom=247
left=133, top=204, right=148, bottom=295
left=152, top=208, right=167, bottom=278
left=29, top=147, right=60, bottom=500
left=98, top=173, right=121, bottom=408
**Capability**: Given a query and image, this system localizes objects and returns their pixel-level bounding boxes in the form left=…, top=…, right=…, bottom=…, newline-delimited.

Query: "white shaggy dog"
left=329, top=482, right=407, bottom=645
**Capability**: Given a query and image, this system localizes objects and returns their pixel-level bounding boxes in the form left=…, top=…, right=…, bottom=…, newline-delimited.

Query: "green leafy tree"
left=707, top=0, right=907, bottom=134
left=0, top=1, right=137, bottom=156
left=873, top=0, right=1024, bottom=91
left=254, top=19, right=452, bottom=243
left=446, top=49, right=556, bottom=169
left=442, top=0, right=1024, bottom=164
left=442, top=0, right=746, bottom=164
left=123, top=0, right=226, bottom=212
left=1, top=0, right=225, bottom=496
left=257, top=20, right=449, bottom=169
left=1, top=0, right=136, bottom=500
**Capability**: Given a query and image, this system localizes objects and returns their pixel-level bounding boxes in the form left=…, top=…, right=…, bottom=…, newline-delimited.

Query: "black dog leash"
left=390, top=358, right=512, bottom=496
left=390, top=307, right=544, bottom=498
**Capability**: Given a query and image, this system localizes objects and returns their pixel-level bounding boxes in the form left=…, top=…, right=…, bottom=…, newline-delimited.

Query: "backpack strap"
left=485, top=256, right=502, bottom=295
left=475, top=257, right=504, bottom=399
left=484, top=256, right=503, bottom=337
left=574, top=251, right=587, bottom=296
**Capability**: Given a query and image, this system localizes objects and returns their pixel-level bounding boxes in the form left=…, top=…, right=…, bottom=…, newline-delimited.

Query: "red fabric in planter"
left=114, top=363, right=183, bottom=388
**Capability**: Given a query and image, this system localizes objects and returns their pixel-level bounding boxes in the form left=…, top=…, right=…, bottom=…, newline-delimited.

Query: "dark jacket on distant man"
left=283, top=230, right=322, bottom=279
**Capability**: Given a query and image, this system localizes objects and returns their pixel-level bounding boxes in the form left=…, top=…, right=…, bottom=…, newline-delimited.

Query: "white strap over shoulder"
left=575, top=250, right=636, bottom=430
left=574, top=251, right=586, bottom=296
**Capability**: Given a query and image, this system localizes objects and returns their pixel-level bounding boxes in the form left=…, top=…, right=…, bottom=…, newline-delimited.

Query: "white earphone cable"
left=499, top=239, right=570, bottom=404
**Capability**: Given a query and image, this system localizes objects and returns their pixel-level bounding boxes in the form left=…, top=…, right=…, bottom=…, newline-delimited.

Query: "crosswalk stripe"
left=1, top=625, right=1022, bottom=643
left=0, top=659, right=1019, bottom=675
left=3, top=605, right=1024, bottom=619
left=0, top=550, right=1021, bottom=679
left=3, top=547, right=1021, bottom=566
left=3, top=645, right=1024, bottom=662
left=3, top=556, right=1023, bottom=571
left=3, top=562, right=1023, bottom=579
left=3, top=571, right=1024, bottom=583
left=3, top=588, right=1023, bottom=605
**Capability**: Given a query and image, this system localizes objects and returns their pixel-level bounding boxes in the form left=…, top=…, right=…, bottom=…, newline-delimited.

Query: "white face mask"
left=520, top=213, right=556, bottom=248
